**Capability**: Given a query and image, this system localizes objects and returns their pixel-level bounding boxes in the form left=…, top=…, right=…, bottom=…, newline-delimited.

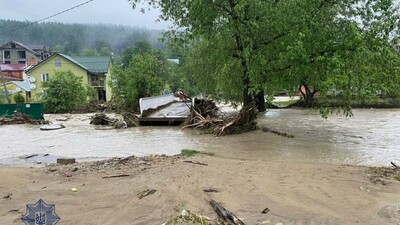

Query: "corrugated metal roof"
left=27, top=53, right=111, bottom=75
left=11, top=81, right=31, bottom=92
left=72, top=56, right=110, bottom=73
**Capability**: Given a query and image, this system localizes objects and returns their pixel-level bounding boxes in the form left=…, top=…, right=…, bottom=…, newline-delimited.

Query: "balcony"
left=90, top=75, right=105, bottom=87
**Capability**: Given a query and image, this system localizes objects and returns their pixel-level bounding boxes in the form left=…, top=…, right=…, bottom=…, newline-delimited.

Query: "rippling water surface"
left=1, top=109, right=399, bottom=166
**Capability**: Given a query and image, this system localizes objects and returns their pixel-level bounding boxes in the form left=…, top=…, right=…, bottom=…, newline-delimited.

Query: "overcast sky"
left=0, top=0, right=171, bottom=30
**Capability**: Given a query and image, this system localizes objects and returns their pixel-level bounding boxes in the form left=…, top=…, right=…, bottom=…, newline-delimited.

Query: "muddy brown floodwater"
left=1, top=108, right=399, bottom=166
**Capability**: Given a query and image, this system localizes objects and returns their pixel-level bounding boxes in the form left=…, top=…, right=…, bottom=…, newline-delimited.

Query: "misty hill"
left=0, top=19, right=165, bottom=55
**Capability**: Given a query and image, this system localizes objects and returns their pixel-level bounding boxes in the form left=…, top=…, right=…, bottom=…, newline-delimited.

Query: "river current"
left=1, top=109, right=399, bottom=166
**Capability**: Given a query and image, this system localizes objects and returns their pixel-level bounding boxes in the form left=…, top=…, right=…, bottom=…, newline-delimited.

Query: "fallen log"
left=137, top=189, right=157, bottom=199
left=102, top=174, right=130, bottom=179
left=261, top=126, right=294, bottom=138
left=203, top=189, right=219, bottom=193
left=210, top=199, right=245, bottom=225
left=183, top=160, right=208, bottom=166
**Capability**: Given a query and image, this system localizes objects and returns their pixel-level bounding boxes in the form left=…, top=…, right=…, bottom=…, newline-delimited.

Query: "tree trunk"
left=241, top=61, right=253, bottom=106
left=254, top=89, right=266, bottom=112
left=299, top=83, right=317, bottom=107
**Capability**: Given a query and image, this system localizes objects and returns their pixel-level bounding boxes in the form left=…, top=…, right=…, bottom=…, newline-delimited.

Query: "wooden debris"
left=90, top=113, right=118, bottom=126
left=183, top=160, right=208, bottom=166
left=210, top=199, right=245, bottom=225
left=102, top=174, right=130, bottom=179
left=22, top=154, right=38, bottom=159
left=137, top=189, right=157, bottom=199
left=214, top=104, right=258, bottom=136
left=122, top=112, right=139, bottom=127
left=261, top=126, right=294, bottom=138
left=261, top=208, right=270, bottom=214
left=391, top=162, right=398, bottom=168
left=203, top=189, right=219, bottom=193
left=0, top=114, right=45, bottom=125
left=3, top=193, right=12, bottom=199
left=183, top=99, right=220, bottom=129
left=183, top=99, right=258, bottom=136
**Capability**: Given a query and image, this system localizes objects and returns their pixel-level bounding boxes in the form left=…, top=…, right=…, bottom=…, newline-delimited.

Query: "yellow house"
left=25, top=53, right=112, bottom=102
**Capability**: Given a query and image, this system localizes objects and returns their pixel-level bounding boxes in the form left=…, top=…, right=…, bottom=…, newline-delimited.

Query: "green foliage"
left=395, top=174, right=400, bottom=182
left=179, top=149, right=215, bottom=157
left=111, top=51, right=168, bottom=110
left=41, top=70, right=88, bottom=113
left=13, top=94, right=25, bottom=104
left=130, top=0, right=400, bottom=116
left=121, top=41, right=153, bottom=68
left=180, top=149, right=200, bottom=157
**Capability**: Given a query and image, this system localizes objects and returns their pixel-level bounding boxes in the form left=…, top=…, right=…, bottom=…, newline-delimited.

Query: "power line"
left=0, top=0, right=95, bottom=35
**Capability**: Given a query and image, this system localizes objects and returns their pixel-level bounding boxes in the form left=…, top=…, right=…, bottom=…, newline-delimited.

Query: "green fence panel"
left=0, top=103, right=44, bottom=120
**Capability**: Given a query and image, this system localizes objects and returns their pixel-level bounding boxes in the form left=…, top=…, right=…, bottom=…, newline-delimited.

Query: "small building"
left=25, top=53, right=112, bottom=102
left=0, top=64, right=30, bottom=81
left=0, top=40, right=51, bottom=65
left=0, top=81, right=32, bottom=103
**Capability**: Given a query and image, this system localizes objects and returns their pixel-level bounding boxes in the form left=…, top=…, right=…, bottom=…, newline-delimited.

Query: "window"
left=17, top=51, right=26, bottom=59
left=4, top=61, right=10, bottom=64
left=4, top=51, right=10, bottom=59
left=55, top=59, right=62, bottom=67
left=41, top=73, right=49, bottom=81
left=18, top=61, right=26, bottom=64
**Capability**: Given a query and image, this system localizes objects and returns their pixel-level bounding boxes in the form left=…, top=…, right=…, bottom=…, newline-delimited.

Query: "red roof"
left=0, top=64, right=28, bottom=71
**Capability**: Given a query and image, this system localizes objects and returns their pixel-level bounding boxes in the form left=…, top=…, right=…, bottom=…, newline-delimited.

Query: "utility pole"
left=0, top=66, right=11, bottom=104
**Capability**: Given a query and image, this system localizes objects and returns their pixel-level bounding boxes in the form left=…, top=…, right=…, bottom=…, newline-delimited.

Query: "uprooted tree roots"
left=183, top=99, right=258, bottom=136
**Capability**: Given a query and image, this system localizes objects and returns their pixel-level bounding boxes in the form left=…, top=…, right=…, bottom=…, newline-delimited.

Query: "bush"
left=13, top=94, right=25, bottom=103
left=41, top=70, right=88, bottom=113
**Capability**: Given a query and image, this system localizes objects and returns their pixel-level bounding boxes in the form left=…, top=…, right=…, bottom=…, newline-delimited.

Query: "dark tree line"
left=0, top=19, right=165, bottom=55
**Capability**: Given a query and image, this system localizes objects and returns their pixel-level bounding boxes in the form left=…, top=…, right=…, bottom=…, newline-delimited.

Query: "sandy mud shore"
left=1, top=154, right=399, bottom=225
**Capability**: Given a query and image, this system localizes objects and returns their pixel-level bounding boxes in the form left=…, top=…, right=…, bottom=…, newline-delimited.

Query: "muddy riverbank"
left=1, top=155, right=400, bottom=225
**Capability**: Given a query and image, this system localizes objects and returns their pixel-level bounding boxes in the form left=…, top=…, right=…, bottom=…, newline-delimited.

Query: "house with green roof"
left=26, top=53, right=112, bottom=102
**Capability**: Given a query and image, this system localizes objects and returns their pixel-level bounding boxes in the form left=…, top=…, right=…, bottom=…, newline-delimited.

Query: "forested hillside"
left=0, top=19, right=164, bottom=55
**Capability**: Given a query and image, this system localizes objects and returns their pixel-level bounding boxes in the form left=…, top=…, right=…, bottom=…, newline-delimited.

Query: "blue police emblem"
left=21, top=199, right=60, bottom=225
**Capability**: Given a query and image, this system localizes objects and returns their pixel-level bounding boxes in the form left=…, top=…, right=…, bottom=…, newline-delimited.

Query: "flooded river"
left=1, top=109, right=399, bottom=166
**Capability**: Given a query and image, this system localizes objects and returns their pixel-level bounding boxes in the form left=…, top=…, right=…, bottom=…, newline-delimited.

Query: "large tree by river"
left=129, top=0, right=400, bottom=114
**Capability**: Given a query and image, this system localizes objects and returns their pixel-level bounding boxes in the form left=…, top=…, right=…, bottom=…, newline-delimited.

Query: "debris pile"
left=122, top=112, right=139, bottom=127
left=90, top=113, right=118, bottom=126
left=183, top=99, right=258, bottom=136
left=0, top=113, right=46, bottom=125
left=45, top=155, right=178, bottom=175
left=90, top=113, right=139, bottom=129
left=214, top=103, right=258, bottom=136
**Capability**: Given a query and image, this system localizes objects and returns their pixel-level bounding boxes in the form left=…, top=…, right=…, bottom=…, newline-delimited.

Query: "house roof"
left=0, top=40, right=39, bottom=56
left=26, top=44, right=46, bottom=51
left=72, top=56, right=111, bottom=73
left=26, top=53, right=111, bottom=74
left=10, top=81, right=31, bottom=92
left=0, top=64, right=29, bottom=71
